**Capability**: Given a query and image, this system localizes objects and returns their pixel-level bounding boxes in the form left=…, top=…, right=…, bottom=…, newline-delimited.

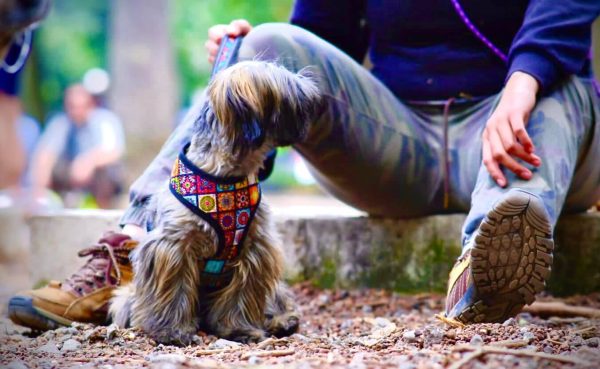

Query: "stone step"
left=5, top=207, right=600, bottom=295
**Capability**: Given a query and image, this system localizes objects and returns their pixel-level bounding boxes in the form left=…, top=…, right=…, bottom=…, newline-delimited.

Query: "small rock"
left=191, top=335, right=203, bottom=345
left=445, top=329, right=456, bottom=339
left=517, top=313, right=532, bottom=325
left=70, top=322, right=85, bottom=330
left=36, top=341, right=60, bottom=354
left=393, top=308, right=408, bottom=317
left=317, top=293, right=331, bottom=306
left=362, top=305, right=373, bottom=314
left=424, top=327, right=444, bottom=344
left=571, top=336, right=585, bottom=347
left=292, top=333, right=310, bottom=343
left=349, top=352, right=366, bottom=369
left=208, top=338, right=242, bottom=350
left=55, top=326, right=79, bottom=336
left=585, top=337, right=600, bottom=348
left=502, top=317, right=517, bottom=326
left=247, top=356, right=261, bottom=365
left=340, top=319, right=353, bottom=330
left=106, top=323, right=119, bottom=340
left=61, top=338, right=82, bottom=352
left=403, top=330, right=417, bottom=343
left=469, top=334, right=484, bottom=346
left=83, top=326, right=105, bottom=342
left=543, top=345, right=554, bottom=354
left=522, top=331, right=535, bottom=343
left=373, top=317, right=392, bottom=328
left=398, top=363, right=417, bottom=369
left=5, top=361, right=29, bottom=369
left=148, top=353, right=188, bottom=364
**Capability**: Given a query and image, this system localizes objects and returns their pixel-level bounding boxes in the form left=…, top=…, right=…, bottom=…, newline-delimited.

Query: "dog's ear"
left=225, top=89, right=267, bottom=150
left=209, top=73, right=267, bottom=153
left=240, top=117, right=265, bottom=148
left=272, top=69, right=321, bottom=146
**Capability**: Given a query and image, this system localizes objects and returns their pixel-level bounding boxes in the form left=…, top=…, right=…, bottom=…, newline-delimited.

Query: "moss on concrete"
left=360, top=237, right=461, bottom=293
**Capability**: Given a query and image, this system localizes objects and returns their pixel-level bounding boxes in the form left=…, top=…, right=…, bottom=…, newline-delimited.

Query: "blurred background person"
left=31, top=84, right=125, bottom=208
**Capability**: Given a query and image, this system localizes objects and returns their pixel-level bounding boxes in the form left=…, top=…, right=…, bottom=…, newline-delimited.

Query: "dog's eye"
left=265, top=313, right=274, bottom=320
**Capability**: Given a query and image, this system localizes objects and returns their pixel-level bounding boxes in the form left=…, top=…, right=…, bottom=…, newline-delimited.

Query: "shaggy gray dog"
left=110, top=61, right=321, bottom=345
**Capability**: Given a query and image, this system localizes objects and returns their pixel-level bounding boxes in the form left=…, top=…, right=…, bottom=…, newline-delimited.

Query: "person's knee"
left=240, top=23, right=315, bottom=61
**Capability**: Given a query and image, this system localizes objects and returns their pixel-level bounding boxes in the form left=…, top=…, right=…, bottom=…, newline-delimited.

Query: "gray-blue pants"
left=121, top=24, right=600, bottom=249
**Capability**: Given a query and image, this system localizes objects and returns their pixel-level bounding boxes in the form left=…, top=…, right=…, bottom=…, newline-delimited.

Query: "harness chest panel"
left=169, top=145, right=261, bottom=288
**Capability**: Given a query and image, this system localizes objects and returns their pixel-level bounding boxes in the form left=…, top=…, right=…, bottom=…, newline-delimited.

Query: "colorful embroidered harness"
left=169, top=144, right=261, bottom=289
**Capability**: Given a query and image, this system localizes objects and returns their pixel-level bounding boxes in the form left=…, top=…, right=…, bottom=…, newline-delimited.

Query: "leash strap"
left=211, top=35, right=243, bottom=77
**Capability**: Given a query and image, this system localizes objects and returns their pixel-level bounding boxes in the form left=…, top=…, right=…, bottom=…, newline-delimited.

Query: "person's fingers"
left=489, top=129, right=532, bottom=180
left=227, top=19, right=252, bottom=36
left=509, top=113, right=535, bottom=154
left=205, top=40, right=219, bottom=60
left=482, top=130, right=507, bottom=187
left=496, top=118, right=517, bottom=153
left=208, top=24, right=228, bottom=43
left=506, top=142, right=542, bottom=167
left=496, top=119, right=540, bottom=166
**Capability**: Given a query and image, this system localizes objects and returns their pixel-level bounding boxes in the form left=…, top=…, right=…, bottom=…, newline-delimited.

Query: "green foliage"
left=34, top=0, right=108, bottom=115
left=28, top=0, right=293, bottom=119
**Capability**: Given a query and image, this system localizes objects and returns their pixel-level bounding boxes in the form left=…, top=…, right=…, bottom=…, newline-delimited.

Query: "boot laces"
left=63, top=242, right=125, bottom=296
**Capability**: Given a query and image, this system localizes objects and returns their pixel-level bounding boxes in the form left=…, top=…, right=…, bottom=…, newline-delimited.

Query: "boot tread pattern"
left=457, top=191, right=553, bottom=323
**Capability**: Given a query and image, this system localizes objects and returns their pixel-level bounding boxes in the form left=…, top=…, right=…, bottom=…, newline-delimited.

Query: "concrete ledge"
left=27, top=210, right=122, bottom=286
left=17, top=209, right=600, bottom=295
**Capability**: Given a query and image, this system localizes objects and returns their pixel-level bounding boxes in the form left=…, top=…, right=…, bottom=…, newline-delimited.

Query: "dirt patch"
left=1, top=284, right=599, bottom=369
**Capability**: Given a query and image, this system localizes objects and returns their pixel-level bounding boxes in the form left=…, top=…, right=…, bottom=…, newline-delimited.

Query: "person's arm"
left=31, top=115, right=69, bottom=189
left=507, top=0, right=600, bottom=92
left=290, top=0, right=369, bottom=63
left=0, top=94, right=25, bottom=188
left=483, top=0, right=600, bottom=188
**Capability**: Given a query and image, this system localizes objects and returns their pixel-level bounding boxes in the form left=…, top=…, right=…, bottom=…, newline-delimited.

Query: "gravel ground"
left=1, top=283, right=599, bottom=369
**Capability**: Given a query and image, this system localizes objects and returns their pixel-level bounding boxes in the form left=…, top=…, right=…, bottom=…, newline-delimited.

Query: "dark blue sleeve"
left=290, top=0, right=369, bottom=63
left=507, top=0, right=600, bottom=91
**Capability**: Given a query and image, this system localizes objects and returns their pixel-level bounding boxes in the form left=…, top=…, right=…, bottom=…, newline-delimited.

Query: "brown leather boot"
left=8, top=232, right=137, bottom=331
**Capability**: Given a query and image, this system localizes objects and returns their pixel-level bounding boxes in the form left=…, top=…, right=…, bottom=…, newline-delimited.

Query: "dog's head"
left=206, top=61, right=321, bottom=157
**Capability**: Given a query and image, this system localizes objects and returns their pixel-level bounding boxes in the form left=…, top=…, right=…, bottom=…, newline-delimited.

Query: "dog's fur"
left=110, top=61, right=321, bottom=345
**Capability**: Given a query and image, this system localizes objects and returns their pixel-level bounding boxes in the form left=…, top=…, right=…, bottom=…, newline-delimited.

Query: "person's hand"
left=205, top=19, right=252, bottom=64
left=70, top=157, right=95, bottom=188
left=482, top=71, right=542, bottom=187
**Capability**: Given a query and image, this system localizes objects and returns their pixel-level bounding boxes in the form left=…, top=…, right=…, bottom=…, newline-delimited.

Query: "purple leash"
left=450, top=0, right=508, bottom=64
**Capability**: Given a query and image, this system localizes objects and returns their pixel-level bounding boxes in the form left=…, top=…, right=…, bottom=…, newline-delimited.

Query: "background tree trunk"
left=108, top=0, right=179, bottom=183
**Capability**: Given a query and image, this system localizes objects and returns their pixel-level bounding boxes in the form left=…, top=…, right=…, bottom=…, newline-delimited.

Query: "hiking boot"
left=8, top=232, right=137, bottom=331
left=445, top=189, right=554, bottom=323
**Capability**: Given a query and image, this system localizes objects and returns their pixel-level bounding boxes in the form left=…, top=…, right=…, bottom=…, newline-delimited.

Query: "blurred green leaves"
left=34, top=0, right=108, bottom=114
left=30, top=0, right=293, bottom=118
